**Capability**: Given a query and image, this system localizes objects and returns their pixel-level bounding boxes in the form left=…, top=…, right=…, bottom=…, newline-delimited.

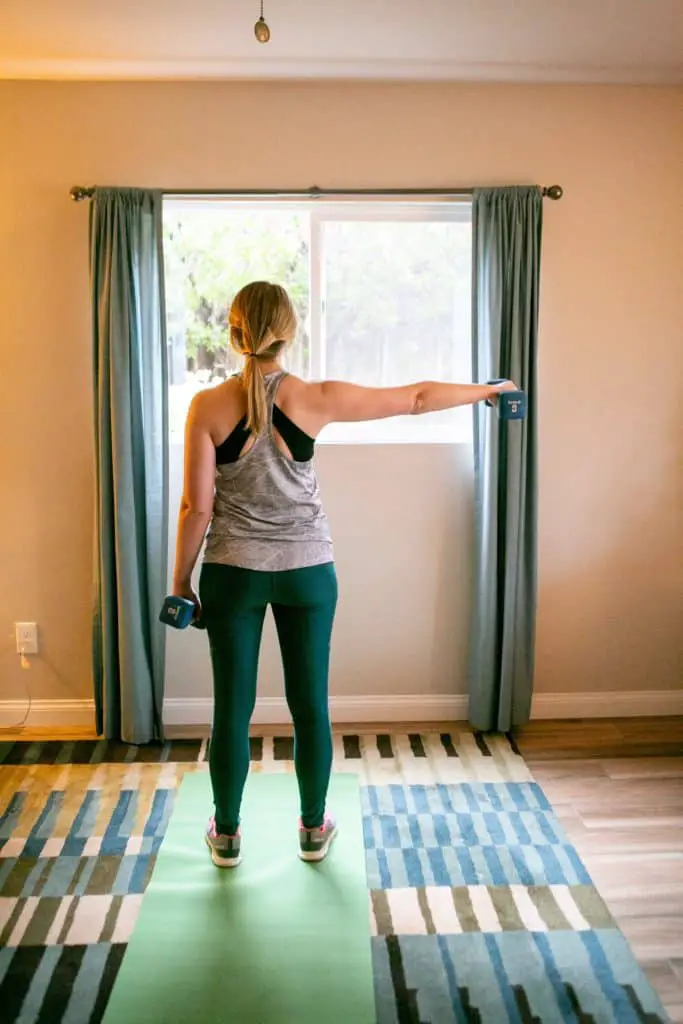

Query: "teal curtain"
left=468, top=187, right=542, bottom=732
left=90, top=189, right=169, bottom=743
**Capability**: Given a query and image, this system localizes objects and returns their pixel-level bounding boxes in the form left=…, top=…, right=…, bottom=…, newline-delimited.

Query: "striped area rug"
left=0, top=733, right=669, bottom=1023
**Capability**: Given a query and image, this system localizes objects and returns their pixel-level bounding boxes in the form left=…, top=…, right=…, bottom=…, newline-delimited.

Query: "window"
left=163, top=199, right=472, bottom=443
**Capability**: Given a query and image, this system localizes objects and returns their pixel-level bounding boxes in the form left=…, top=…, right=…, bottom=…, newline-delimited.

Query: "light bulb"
left=254, top=16, right=270, bottom=43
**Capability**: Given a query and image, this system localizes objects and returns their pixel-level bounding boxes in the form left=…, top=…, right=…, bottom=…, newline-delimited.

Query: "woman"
left=172, top=280, right=516, bottom=868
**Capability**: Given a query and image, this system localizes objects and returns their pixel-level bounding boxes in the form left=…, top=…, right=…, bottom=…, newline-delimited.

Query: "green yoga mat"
left=103, top=772, right=376, bottom=1024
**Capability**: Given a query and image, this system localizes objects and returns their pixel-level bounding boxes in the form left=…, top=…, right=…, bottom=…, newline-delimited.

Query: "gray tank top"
left=203, top=371, right=334, bottom=572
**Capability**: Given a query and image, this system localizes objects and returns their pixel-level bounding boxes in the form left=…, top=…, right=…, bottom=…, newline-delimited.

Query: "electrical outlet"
left=15, top=622, right=38, bottom=655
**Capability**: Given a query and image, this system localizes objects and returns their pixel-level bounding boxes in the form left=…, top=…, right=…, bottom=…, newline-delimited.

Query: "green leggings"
left=199, top=561, right=338, bottom=835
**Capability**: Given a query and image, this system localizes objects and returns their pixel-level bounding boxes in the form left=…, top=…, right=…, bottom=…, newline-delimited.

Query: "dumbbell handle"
left=485, top=379, right=514, bottom=406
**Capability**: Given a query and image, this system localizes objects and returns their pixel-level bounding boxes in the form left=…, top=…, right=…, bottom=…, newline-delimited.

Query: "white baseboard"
left=1, top=690, right=681, bottom=731
left=163, top=694, right=470, bottom=727
left=0, top=699, right=96, bottom=730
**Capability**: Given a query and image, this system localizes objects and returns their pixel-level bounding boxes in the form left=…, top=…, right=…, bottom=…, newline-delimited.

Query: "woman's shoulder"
left=188, top=377, right=243, bottom=426
left=195, top=377, right=241, bottom=405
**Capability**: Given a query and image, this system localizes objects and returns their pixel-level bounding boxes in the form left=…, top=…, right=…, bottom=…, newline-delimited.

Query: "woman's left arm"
left=172, top=394, right=216, bottom=600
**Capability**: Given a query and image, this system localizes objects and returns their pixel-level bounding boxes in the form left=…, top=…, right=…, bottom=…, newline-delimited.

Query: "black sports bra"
left=215, top=405, right=315, bottom=464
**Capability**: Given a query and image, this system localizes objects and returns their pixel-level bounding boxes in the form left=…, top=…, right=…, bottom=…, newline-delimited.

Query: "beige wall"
left=0, top=81, right=681, bottom=713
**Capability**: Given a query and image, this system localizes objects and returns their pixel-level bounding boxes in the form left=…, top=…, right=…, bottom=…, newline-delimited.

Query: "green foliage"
left=163, top=208, right=310, bottom=371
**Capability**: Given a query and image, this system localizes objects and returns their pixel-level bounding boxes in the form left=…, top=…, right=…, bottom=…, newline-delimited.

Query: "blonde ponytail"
left=241, top=354, right=268, bottom=435
left=228, top=281, right=298, bottom=435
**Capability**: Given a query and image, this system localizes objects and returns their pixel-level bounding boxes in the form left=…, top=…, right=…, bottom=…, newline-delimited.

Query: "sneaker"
left=205, top=817, right=242, bottom=868
left=298, top=812, right=338, bottom=862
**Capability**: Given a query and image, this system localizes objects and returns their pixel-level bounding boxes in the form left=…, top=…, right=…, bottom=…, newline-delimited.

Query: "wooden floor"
left=2, top=717, right=682, bottom=1017
left=515, top=716, right=683, bottom=760
left=520, top=718, right=683, bottom=1021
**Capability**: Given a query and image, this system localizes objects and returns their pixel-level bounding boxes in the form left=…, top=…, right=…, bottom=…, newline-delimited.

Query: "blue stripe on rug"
left=484, top=932, right=523, bottom=1022
left=593, top=929, right=669, bottom=1018
left=527, top=783, right=552, bottom=811
left=39, top=856, right=82, bottom=898
left=408, top=815, right=424, bottom=849
left=482, top=846, right=507, bottom=886
left=483, top=782, right=504, bottom=812
left=101, top=793, right=133, bottom=856
left=456, top=812, right=478, bottom=847
left=403, top=848, right=426, bottom=887
left=0, top=793, right=26, bottom=840
left=560, top=843, right=593, bottom=886
left=379, top=815, right=401, bottom=848
left=389, top=785, right=408, bottom=814
left=581, top=930, right=642, bottom=1022
left=483, top=810, right=506, bottom=844
left=433, top=814, right=452, bottom=847
left=412, top=786, right=430, bottom=814
left=536, top=845, right=567, bottom=885
left=371, top=938, right=399, bottom=1024
left=509, top=810, right=533, bottom=844
left=62, top=791, right=99, bottom=856
left=533, top=931, right=584, bottom=1022
left=128, top=853, right=153, bottom=893
left=436, top=934, right=468, bottom=1024
left=23, top=792, right=63, bottom=858
left=376, top=848, right=391, bottom=890
left=20, top=859, right=50, bottom=898
left=426, top=847, right=451, bottom=887
left=455, top=845, right=479, bottom=885
left=144, top=790, right=172, bottom=838
left=436, top=784, right=456, bottom=814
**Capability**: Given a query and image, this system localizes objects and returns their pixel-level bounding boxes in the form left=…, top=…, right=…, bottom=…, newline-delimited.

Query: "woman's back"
left=204, top=370, right=333, bottom=572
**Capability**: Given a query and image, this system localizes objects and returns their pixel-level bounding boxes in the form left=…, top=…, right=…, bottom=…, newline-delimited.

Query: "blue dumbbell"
left=159, top=595, right=205, bottom=630
left=485, top=379, right=527, bottom=420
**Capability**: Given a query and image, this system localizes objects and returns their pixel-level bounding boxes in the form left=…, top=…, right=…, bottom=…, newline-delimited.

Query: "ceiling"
left=1, top=0, right=682, bottom=84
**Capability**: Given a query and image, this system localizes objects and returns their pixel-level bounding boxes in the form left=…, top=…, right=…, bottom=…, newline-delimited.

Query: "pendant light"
left=254, top=0, right=271, bottom=43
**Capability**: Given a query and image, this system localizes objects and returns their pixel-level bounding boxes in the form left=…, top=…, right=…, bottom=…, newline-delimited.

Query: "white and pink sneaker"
left=205, top=817, right=242, bottom=868
left=298, top=812, right=338, bottom=862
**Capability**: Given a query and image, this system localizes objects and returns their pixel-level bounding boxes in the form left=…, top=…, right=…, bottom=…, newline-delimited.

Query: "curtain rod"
left=70, top=184, right=564, bottom=202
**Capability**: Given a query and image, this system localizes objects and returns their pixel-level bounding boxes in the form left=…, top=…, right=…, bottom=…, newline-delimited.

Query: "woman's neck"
left=251, top=358, right=283, bottom=375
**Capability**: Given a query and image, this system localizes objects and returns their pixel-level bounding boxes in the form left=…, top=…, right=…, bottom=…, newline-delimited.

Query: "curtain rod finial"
left=70, top=186, right=94, bottom=202
left=543, top=185, right=563, bottom=200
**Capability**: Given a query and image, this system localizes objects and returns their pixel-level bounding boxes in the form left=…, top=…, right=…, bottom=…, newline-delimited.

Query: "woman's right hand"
left=494, top=379, right=520, bottom=394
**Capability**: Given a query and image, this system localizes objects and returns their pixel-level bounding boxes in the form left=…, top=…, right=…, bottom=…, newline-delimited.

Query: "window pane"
left=163, top=205, right=310, bottom=439
left=320, top=217, right=471, bottom=442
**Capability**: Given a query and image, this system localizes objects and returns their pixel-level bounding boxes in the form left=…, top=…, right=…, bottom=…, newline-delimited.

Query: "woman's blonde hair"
left=228, top=281, right=297, bottom=434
